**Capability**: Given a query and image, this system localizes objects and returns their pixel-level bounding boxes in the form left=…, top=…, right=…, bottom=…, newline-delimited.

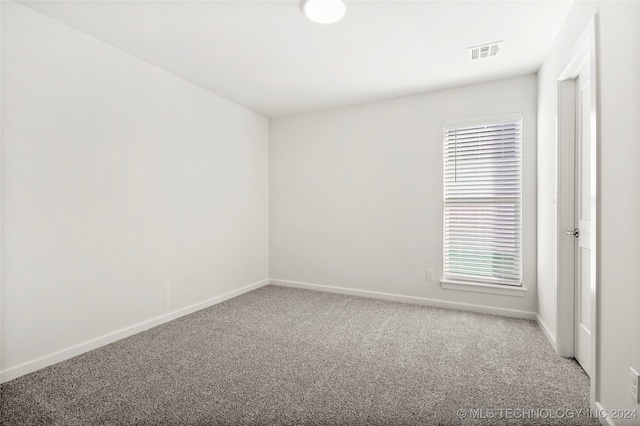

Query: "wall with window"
left=1, top=2, right=269, bottom=380
left=270, top=75, right=537, bottom=316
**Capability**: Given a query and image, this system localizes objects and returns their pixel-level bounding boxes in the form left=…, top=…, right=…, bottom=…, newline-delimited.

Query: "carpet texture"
left=1, top=285, right=596, bottom=425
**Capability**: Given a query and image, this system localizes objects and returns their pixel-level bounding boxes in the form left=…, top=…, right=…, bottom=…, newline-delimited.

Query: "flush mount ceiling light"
left=303, top=0, right=346, bottom=24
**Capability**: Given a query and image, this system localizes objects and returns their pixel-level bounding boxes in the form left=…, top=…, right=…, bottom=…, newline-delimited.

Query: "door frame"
left=556, top=16, right=599, bottom=408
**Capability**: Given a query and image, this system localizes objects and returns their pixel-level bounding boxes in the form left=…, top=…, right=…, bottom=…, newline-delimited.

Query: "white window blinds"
left=443, top=114, right=522, bottom=286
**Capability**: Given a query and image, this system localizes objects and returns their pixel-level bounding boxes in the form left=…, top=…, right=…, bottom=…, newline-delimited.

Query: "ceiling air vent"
left=468, top=41, right=503, bottom=61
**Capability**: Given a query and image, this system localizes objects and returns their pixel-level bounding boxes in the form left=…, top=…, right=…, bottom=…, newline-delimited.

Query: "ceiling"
left=21, top=1, right=574, bottom=118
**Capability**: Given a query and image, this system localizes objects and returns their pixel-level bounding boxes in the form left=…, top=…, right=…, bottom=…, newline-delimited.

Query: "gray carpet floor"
left=1, top=285, right=596, bottom=425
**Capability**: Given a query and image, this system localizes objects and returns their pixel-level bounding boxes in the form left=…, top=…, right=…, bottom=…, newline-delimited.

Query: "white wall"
left=270, top=75, right=537, bottom=317
left=1, top=2, right=269, bottom=380
left=537, top=1, right=640, bottom=421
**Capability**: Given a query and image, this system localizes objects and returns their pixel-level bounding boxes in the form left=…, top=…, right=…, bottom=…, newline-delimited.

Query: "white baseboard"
left=270, top=279, right=537, bottom=320
left=0, top=279, right=269, bottom=383
left=536, top=314, right=558, bottom=352
left=595, top=401, right=616, bottom=426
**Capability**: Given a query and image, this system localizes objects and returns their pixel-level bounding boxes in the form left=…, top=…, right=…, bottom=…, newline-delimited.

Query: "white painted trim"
left=270, top=279, right=537, bottom=320
left=440, top=279, right=527, bottom=297
left=594, top=402, right=615, bottom=426
left=556, top=15, right=600, bottom=409
left=536, top=314, right=557, bottom=352
left=443, top=112, right=523, bottom=129
left=0, top=279, right=269, bottom=383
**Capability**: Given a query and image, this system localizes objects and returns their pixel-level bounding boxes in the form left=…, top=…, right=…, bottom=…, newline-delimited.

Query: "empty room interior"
left=1, top=0, right=639, bottom=424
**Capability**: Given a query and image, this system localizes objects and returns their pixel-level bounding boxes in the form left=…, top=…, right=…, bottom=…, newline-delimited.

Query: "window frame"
left=441, top=113, right=524, bottom=288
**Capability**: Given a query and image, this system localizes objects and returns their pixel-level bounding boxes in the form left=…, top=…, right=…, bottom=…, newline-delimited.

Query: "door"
left=574, top=66, right=593, bottom=377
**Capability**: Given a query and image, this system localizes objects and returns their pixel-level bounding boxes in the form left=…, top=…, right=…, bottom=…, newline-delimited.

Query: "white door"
left=574, top=66, right=593, bottom=377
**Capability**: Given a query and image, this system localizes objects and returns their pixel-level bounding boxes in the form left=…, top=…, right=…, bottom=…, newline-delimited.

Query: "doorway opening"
left=556, top=16, right=599, bottom=408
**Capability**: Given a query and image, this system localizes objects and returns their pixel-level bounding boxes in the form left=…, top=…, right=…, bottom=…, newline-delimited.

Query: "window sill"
left=440, top=279, right=527, bottom=297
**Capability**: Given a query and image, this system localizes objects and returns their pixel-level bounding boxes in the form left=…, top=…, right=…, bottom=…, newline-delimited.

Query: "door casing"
left=556, top=16, right=599, bottom=409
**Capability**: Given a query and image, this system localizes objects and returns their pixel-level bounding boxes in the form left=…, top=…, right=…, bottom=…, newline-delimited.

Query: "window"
left=443, top=114, right=522, bottom=286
